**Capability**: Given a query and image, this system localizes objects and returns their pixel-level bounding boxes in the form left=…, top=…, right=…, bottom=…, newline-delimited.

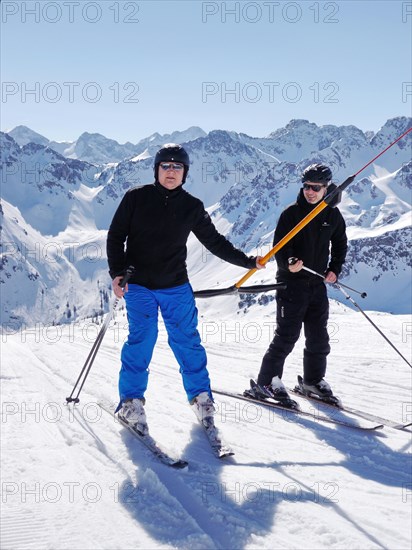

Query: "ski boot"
left=118, top=398, right=149, bottom=435
left=295, top=375, right=342, bottom=407
left=245, top=378, right=300, bottom=410
left=191, top=392, right=234, bottom=458
left=190, top=392, right=216, bottom=429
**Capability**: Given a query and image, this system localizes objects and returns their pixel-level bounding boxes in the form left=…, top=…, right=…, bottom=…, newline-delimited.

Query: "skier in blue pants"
left=107, top=143, right=263, bottom=434
left=120, top=283, right=209, bottom=404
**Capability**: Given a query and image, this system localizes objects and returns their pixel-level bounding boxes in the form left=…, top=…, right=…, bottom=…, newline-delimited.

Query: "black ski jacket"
left=274, top=190, right=348, bottom=282
left=107, top=182, right=256, bottom=288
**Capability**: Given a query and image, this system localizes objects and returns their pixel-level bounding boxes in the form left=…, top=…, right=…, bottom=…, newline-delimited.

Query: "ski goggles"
left=302, top=183, right=326, bottom=192
left=159, top=163, right=184, bottom=171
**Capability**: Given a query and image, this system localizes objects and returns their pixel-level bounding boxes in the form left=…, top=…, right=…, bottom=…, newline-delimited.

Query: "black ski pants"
left=257, top=280, right=331, bottom=386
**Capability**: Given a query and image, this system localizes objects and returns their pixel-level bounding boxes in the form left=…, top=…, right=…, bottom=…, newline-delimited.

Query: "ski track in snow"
left=1, top=306, right=412, bottom=550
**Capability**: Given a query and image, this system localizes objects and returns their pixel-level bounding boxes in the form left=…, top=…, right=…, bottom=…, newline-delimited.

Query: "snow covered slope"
left=1, top=302, right=411, bottom=549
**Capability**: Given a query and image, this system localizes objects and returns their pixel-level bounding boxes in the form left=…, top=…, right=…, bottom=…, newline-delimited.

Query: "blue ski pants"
left=119, top=283, right=211, bottom=404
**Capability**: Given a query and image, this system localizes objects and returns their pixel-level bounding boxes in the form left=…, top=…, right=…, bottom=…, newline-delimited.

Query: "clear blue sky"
left=1, top=0, right=411, bottom=143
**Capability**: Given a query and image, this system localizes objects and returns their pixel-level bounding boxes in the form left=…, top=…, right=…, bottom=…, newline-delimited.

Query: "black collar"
left=154, top=180, right=183, bottom=199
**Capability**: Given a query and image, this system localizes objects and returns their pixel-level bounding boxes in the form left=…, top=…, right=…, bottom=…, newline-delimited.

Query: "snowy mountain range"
left=1, top=117, right=411, bottom=329
left=7, top=125, right=207, bottom=165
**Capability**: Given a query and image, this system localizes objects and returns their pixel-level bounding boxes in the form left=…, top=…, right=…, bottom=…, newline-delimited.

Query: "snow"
left=1, top=301, right=411, bottom=550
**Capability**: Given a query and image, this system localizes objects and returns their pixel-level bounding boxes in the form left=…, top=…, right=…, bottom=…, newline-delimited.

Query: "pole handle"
left=119, top=265, right=135, bottom=288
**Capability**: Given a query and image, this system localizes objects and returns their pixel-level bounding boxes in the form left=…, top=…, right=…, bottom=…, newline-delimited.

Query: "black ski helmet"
left=301, top=164, right=332, bottom=185
left=154, top=143, right=190, bottom=183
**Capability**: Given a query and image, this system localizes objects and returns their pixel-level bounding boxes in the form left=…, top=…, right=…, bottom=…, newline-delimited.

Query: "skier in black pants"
left=256, top=164, right=348, bottom=402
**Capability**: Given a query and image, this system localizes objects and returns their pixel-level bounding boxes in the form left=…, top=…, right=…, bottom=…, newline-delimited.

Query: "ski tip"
left=172, top=460, right=189, bottom=469
left=390, top=423, right=412, bottom=431
left=218, top=450, right=235, bottom=459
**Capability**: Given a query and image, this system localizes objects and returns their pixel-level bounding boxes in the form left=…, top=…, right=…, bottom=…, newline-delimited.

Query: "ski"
left=99, top=402, right=188, bottom=469
left=195, top=416, right=235, bottom=459
left=291, top=376, right=412, bottom=431
left=213, top=384, right=384, bottom=431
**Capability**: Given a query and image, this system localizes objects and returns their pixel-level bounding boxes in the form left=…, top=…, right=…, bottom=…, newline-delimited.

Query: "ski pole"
left=66, top=266, right=135, bottom=404
left=331, top=281, right=367, bottom=299
left=334, top=284, right=412, bottom=369
left=234, top=126, right=412, bottom=290
left=288, top=259, right=412, bottom=369
left=288, top=258, right=367, bottom=298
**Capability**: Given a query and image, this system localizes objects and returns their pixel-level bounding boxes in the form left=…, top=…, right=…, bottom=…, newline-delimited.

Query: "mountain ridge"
left=1, top=117, right=411, bottom=328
